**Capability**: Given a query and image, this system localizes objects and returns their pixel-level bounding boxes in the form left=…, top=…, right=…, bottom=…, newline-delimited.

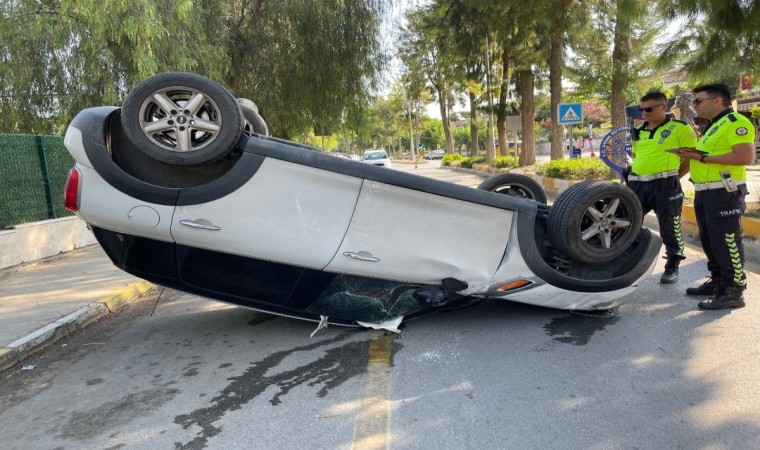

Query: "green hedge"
left=441, top=153, right=487, bottom=169
left=441, top=153, right=464, bottom=166
left=460, top=156, right=485, bottom=169
left=537, top=157, right=613, bottom=181
left=491, top=156, right=518, bottom=169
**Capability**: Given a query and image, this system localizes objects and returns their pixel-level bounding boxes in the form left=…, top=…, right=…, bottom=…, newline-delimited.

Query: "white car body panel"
left=64, top=127, right=93, bottom=168
left=486, top=224, right=658, bottom=309
left=501, top=255, right=657, bottom=310
left=76, top=165, right=175, bottom=242
left=171, top=158, right=362, bottom=269
left=324, top=180, right=512, bottom=289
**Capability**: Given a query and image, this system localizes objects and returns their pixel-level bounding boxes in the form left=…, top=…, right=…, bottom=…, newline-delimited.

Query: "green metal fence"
left=0, top=134, right=75, bottom=229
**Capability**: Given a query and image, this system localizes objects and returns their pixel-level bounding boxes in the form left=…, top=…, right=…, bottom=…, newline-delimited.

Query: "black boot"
left=698, top=284, right=745, bottom=310
left=685, top=275, right=721, bottom=296
left=660, top=256, right=683, bottom=284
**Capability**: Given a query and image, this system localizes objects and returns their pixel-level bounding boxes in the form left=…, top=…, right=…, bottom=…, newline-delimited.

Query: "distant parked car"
left=431, top=149, right=445, bottom=159
left=362, top=149, right=392, bottom=168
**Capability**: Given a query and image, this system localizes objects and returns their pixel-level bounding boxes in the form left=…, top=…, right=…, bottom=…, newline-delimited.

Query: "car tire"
left=121, top=72, right=244, bottom=166
left=241, top=104, right=269, bottom=136
left=477, top=173, right=547, bottom=203
left=547, top=181, right=642, bottom=263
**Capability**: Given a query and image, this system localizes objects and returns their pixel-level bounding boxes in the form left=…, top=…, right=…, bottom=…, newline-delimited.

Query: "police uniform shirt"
left=631, top=118, right=697, bottom=176
left=692, top=108, right=756, bottom=183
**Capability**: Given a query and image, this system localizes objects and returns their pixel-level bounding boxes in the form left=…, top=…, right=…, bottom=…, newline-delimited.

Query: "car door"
left=323, top=180, right=514, bottom=292
left=172, top=157, right=362, bottom=268
left=170, top=157, right=363, bottom=301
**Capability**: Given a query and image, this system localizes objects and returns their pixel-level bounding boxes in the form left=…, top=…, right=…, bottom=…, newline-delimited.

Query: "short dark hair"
left=640, top=91, right=667, bottom=103
left=693, top=83, right=732, bottom=106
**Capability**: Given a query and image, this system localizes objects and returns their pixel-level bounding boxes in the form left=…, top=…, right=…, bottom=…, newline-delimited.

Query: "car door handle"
left=179, top=219, right=221, bottom=231
left=343, top=251, right=380, bottom=262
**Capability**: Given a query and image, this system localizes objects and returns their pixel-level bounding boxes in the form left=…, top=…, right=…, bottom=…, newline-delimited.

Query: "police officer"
left=675, top=83, right=756, bottom=310
left=628, top=92, right=697, bottom=283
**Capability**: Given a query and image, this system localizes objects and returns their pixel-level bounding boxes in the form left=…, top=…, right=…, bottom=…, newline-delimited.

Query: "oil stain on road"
left=543, top=312, right=620, bottom=345
left=173, top=331, right=401, bottom=450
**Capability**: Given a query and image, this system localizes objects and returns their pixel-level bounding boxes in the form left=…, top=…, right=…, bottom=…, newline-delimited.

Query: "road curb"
left=0, top=280, right=154, bottom=373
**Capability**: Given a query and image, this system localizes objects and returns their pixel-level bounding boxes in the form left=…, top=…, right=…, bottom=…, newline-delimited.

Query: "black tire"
left=547, top=181, right=642, bottom=263
left=121, top=72, right=244, bottom=166
left=241, top=105, right=269, bottom=136
left=110, top=110, right=239, bottom=188
left=477, top=173, right=547, bottom=203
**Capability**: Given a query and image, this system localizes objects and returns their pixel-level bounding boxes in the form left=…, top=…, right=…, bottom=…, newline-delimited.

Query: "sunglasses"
left=692, top=96, right=717, bottom=106
left=638, top=103, right=666, bottom=113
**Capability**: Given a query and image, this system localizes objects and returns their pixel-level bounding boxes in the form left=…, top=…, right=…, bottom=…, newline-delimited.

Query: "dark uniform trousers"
left=629, top=176, right=685, bottom=258
left=694, top=186, right=748, bottom=287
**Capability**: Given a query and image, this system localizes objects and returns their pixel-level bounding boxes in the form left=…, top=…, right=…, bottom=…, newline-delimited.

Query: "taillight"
left=64, top=167, right=80, bottom=212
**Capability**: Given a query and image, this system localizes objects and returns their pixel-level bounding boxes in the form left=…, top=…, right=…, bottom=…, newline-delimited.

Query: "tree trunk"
left=484, top=39, right=495, bottom=162
left=498, top=51, right=511, bottom=157
left=469, top=90, right=479, bottom=156
left=438, top=92, right=454, bottom=154
left=610, top=3, right=631, bottom=178
left=497, top=122, right=508, bottom=157
left=519, top=69, right=536, bottom=166
left=415, top=97, right=421, bottom=152
left=611, top=7, right=631, bottom=129
left=550, top=25, right=565, bottom=160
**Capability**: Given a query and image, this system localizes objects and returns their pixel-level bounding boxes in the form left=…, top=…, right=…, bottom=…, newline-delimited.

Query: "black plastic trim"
left=73, top=107, right=263, bottom=206
left=91, top=226, right=358, bottom=325
left=175, top=153, right=263, bottom=205
left=244, top=136, right=537, bottom=214
left=69, top=106, right=119, bottom=145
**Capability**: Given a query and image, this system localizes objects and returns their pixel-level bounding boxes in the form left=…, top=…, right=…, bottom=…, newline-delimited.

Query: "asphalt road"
left=1, top=162, right=759, bottom=449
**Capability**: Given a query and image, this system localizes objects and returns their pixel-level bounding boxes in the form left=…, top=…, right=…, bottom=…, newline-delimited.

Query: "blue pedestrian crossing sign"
left=558, top=103, right=583, bottom=124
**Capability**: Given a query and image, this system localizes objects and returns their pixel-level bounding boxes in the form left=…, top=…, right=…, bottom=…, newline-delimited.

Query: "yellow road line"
left=353, top=333, right=393, bottom=450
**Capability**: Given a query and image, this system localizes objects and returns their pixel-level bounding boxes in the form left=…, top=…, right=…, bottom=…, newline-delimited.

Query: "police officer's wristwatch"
left=700, top=154, right=707, bottom=163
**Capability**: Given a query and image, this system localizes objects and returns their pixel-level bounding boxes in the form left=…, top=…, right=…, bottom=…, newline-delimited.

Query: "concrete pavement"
left=0, top=245, right=153, bottom=372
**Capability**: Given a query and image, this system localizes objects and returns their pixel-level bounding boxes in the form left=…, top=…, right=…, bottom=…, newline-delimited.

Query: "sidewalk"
left=0, top=245, right=153, bottom=372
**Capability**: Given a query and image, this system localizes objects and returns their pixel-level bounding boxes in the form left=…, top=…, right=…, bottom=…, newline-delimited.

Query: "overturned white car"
left=62, top=72, right=661, bottom=328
